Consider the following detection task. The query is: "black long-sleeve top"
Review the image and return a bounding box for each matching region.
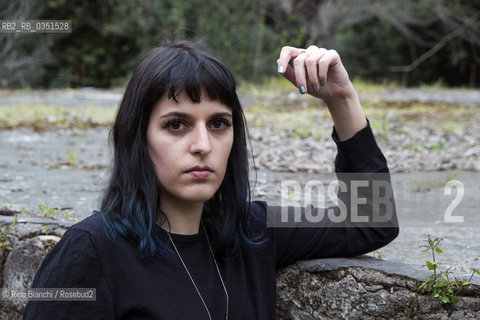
[24,122,399,319]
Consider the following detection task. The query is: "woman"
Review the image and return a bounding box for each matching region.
[24,41,398,319]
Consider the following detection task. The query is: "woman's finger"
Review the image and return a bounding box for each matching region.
[277,46,303,74]
[277,46,343,94]
[304,47,327,92]
[317,49,340,87]
[292,52,308,94]
[277,46,310,90]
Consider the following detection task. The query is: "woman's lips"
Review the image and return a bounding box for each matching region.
[189,170,211,179]
[186,166,213,179]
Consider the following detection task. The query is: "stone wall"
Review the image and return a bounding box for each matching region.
[0,218,67,320]
[276,258,480,319]
[1,219,479,320]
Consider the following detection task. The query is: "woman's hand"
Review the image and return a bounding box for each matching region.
[277,45,352,103]
[277,45,367,140]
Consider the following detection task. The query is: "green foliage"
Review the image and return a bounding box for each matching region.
[334,1,480,86]
[1,0,304,88]
[192,0,306,82]
[38,203,57,218]
[419,235,478,304]
[35,203,78,222]
[66,149,80,166]
[0,214,17,250]
[0,103,116,130]
[336,18,406,83]
[1,0,479,88]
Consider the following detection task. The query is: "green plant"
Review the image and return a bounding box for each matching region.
[66,149,80,166]
[373,251,385,259]
[428,142,445,150]
[419,235,479,304]
[402,142,426,150]
[61,210,78,223]
[412,178,424,192]
[38,203,57,218]
[20,208,32,215]
[0,214,18,249]
[463,268,480,286]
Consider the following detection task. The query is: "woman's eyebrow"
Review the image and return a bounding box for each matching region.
[159,111,232,119]
[209,112,232,119]
[160,111,191,119]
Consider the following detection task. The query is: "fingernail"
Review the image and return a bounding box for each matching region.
[278,65,284,74]
[320,80,325,87]
[299,86,306,94]
[312,85,318,92]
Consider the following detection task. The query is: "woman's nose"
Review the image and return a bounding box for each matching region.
[189,126,212,156]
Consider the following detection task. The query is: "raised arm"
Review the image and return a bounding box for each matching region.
[277,45,366,141]
[269,45,399,267]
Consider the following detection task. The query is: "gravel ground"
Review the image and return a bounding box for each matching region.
[0,88,479,273]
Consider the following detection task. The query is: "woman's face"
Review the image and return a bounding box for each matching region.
[146,93,234,208]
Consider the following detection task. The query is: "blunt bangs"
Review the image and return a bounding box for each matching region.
[144,42,239,111]
[101,41,261,260]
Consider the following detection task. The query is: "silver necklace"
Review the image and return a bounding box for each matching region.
[166,222,229,320]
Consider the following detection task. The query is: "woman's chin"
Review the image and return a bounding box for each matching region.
[175,187,218,203]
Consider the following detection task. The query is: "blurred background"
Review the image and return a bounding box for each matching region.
[0,0,479,272]
[1,0,479,89]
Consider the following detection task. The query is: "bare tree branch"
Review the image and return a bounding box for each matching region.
[389,11,480,72]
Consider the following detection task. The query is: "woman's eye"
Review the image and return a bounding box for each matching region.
[209,118,232,130]
[163,119,188,132]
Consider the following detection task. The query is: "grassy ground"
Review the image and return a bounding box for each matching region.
[0,104,116,131]
[0,81,478,141]
[239,78,478,143]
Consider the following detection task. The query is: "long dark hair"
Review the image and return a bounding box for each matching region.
[100,41,260,259]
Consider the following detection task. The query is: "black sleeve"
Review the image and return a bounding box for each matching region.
[24,229,115,319]
[268,121,399,268]
[332,120,389,173]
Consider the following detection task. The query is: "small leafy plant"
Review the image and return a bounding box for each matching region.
[419,235,480,304]
[37,204,77,222]
[38,203,57,218]
[0,214,18,249]
[66,149,80,166]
